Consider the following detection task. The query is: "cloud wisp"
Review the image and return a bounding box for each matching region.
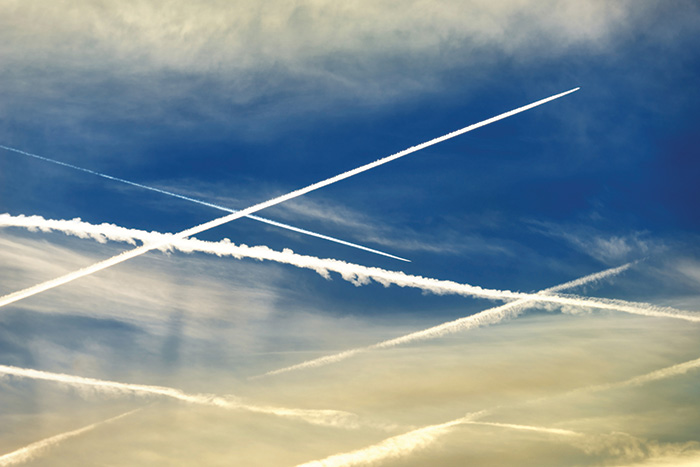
[0,409,141,467]
[296,355,700,466]
[0,87,579,309]
[2,213,698,327]
[0,144,410,262]
[0,364,358,429]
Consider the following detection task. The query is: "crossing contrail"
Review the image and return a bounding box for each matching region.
[0,144,409,262]
[2,214,697,324]
[260,262,635,377]
[0,87,580,308]
[0,409,141,466]
[0,364,359,428]
[295,355,700,466]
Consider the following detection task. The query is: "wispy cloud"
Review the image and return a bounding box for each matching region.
[529,220,662,264]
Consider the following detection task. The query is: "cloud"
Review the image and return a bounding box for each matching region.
[529,220,663,264]
[0,1,654,79]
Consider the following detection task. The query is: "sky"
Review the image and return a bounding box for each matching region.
[0,1,699,465]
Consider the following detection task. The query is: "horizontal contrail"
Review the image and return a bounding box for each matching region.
[0,87,579,309]
[0,409,140,466]
[0,364,358,428]
[261,262,635,377]
[0,144,409,262]
[296,355,700,466]
[2,214,697,325]
[2,213,696,328]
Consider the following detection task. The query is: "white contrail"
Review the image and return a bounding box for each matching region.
[2,214,698,325]
[0,144,409,262]
[296,416,472,467]
[296,415,583,467]
[296,356,700,466]
[0,364,358,428]
[0,409,140,466]
[0,88,579,308]
[461,420,582,437]
[261,262,635,377]
[575,356,700,395]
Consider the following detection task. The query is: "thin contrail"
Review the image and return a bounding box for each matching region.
[461,420,582,437]
[0,87,579,309]
[0,364,359,428]
[2,213,697,325]
[0,409,141,466]
[0,144,409,262]
[296,355,700,466]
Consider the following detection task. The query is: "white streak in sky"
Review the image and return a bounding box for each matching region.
[296,356,700,466]
[0,88,579,308]
[461,420,582,437]
[0,144,409,262]
[296,416,472,467]
[0,364,359,429]
[296,414,583,467]
[261,262,634,377]
[0,409,140,466]
[2,214,697,328]
[575,356,700,395]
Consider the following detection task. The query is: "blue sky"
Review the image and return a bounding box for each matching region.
[1,1,700,465]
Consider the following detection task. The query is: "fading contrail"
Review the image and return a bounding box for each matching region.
[0,144,409,262]
[0,364,359,428]
[0,409,140,466]
[0,87,579,308]
[2,214,697,325]
[296,355,700,466]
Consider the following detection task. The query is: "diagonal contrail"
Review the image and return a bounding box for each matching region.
[3,214,697,325]
[0,144,410,262]
[0,87,580,309]
[0,408,141,466]
[259,262,635,377]
[0,364,359,429]
[295,355,700,466]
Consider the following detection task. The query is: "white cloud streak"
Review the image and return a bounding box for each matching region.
[296,355,700,466]
[0,144,410,262]
[0,87,578,309]
[0,409,141,467]
[2,213,698,328]
[0,364,358,429]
